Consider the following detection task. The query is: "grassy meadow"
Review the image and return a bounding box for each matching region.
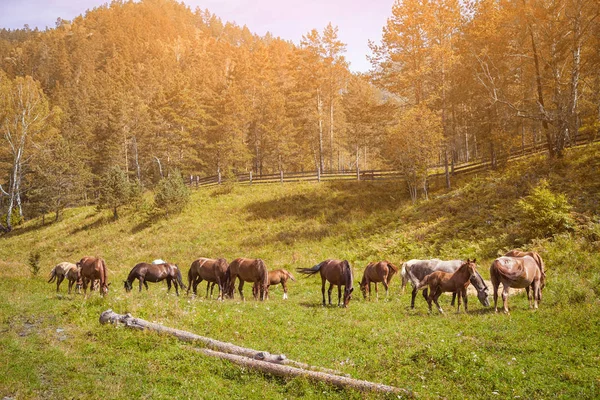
[1,143,600,399]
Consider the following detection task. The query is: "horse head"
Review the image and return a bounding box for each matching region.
[100,282,110,296]
[123,280,132,292]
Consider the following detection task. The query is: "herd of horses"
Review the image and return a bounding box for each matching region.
[47,249,546,314]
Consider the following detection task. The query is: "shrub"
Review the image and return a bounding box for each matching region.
[98,166,141,220]
[28,251,41,277]
[517,179,574,240]
[154,169,190,217]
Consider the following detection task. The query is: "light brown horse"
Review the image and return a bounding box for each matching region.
[77,256,109,296]
[491,254,545,313]
[227,258,269,301]
[359,261,398,300]
[253,269,296,300]
[48,262,81,294]
[417,259,478,314]
[187,258,230,300]
[297,259,354,307]
[124,262,186,296]
[504,250,546,299]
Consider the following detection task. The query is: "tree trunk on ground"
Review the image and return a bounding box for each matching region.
[98,310,412,396]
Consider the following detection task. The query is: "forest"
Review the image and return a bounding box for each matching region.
[0,0,599,231]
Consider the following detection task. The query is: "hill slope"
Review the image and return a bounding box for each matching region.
[0,143,599,399]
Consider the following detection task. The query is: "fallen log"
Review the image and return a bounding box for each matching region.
[99,309,344,375]
[99,309,413,396]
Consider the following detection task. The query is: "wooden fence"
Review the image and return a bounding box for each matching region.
[189,136,599,189]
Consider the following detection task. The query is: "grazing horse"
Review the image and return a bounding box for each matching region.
[253,269,297,300]
[490,255,545,313]
[359,261,398,299]
[77,256,110,296]
[404,259,490,309]
[504,250,546,301]
[48,262,81,294]
[417,259,478,314]
[227,258,269,301]
[187,258,230,300]
[124,262,186,296]
[297,259,354,307]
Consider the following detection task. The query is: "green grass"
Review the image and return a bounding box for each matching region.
[1,143,599,399]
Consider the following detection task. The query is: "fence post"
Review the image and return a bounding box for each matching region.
[280,170,283,184]
[218,169,222,185]
[250,171,252,185]
[317,167,321,183]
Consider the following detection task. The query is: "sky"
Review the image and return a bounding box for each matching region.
[0,0,395,72]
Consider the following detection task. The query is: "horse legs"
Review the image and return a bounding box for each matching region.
[328,283,334,305]
[374,282,379,300]
[282,282,288,300]
[138,278,144,292]
[68,279,73,294]
[337,284,342,306]
[526,286,533,308]
[491,280,500,313]
[463,288,468,313]
[173,278,180,296]
[166,277,172,293]
[382,280,389,298]
[321,279,326,306]
[532,279,540,309]
[502,286,510,314]
[450,292,457,307]
[411,286,419,309]
[238,280,245,301]
[56,275,65,292]
[432,289,443,314]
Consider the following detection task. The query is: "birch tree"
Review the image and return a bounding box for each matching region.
[0,72,51,232]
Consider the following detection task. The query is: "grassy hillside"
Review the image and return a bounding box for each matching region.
[1,143,599,399]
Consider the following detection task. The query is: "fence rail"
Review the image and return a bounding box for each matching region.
[188,136,599,189]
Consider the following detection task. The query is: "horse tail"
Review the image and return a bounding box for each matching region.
[491,258,522,285]
[48,266,57,283]
[416,274,432,290]
[176,267,186,290]
[284,269,296,282]
[100,258,108,286]
[188,261,196,288]
[296,261,326,277]
[258,259,269,287]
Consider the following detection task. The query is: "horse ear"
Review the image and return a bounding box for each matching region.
[349,287,354,294]
[107,283,112,287]
[473,258,477,263]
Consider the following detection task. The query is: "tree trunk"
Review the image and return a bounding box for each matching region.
[98,310,412,396]
[444,146,451,189]
[317,88,325,173]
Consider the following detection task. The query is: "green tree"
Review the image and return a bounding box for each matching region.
[154,169,190,217]
[98,166,133,220]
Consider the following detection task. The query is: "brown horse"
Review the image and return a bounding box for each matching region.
[297,259,354,307]
[187,258,230,300]
[359,261,398,300]
[124,262,186,296]
[227,258,269,301]
[48,262,81,294]
[417,259,478,314]
[77,256,110,296]
[253,269,296,300]
[491,254,545,313]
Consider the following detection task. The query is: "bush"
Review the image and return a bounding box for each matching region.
[517,179,574,240]
[28,251,41,277]
[98,166,141,220]
[154,169,190,217]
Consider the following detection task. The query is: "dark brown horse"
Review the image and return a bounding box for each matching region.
[187,258,230,300]
[253,269,296,300]
[297,259,354,307]
[417,259,478,314]
[359,261,398,299]
[491,253,545,313]
[77,256,109,296]
[124,262,186,296]
[227,258,269,301]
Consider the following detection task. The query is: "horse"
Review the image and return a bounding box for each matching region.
[227,258,269,301]
[187,258,230,300]
[504,249,546,301]
[490,254,545,313]
[297,259,354,307]
[252,269,296,300]
[404,259,490,309]
[77,256,110,296]
[48,262,81,294]
[124,262,186,296]
[417,259,478,313]
[359,261,398,299]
